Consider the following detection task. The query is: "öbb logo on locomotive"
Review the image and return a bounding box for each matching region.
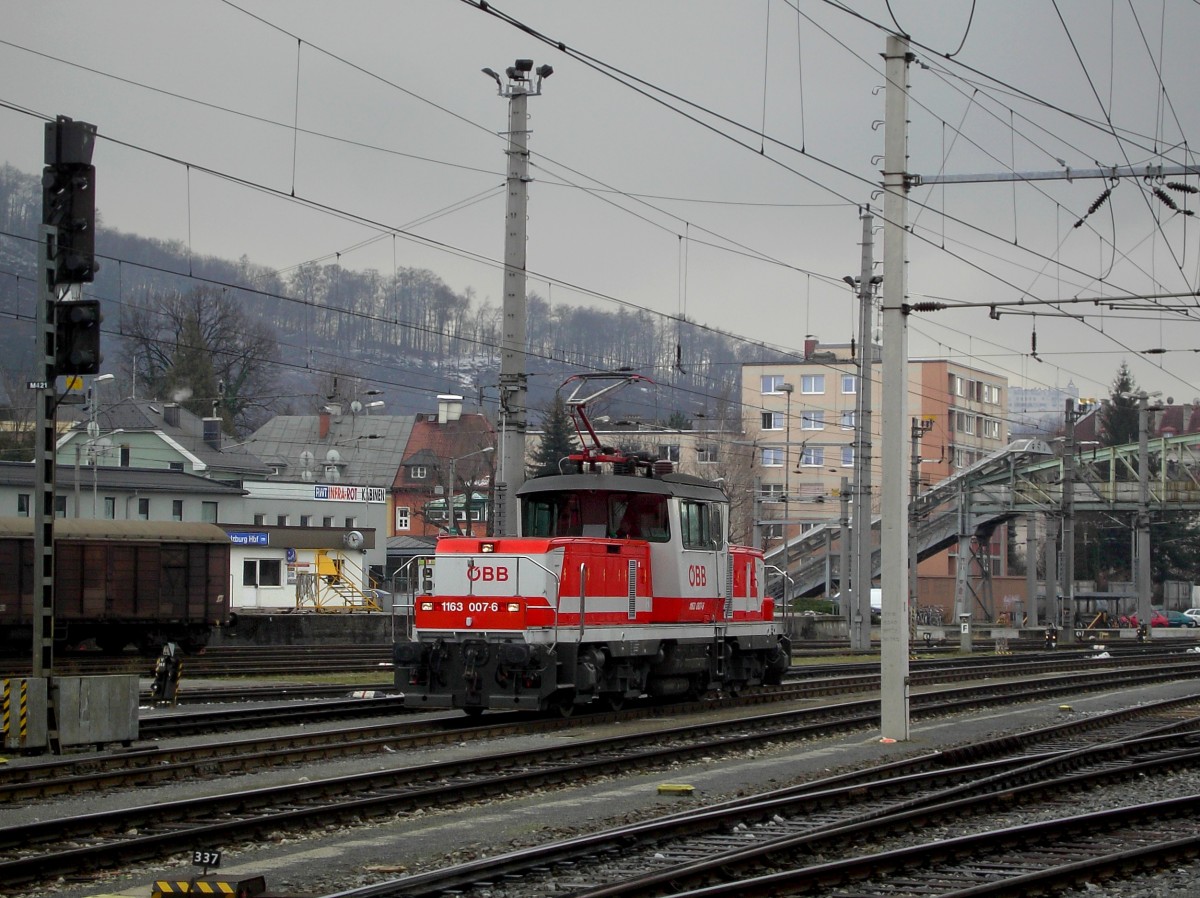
[467,565,510,582]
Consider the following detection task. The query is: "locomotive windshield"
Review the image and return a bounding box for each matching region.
[522,490,670,542]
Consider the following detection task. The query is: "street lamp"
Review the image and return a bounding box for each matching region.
[447,446,494,536]
[779,383,794,525]
[77,373,114,518]
[1119,389,1164,637]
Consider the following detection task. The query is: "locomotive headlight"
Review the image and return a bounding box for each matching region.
[507,602,520,612]
[419,601,434,612]
[481,542,496,553]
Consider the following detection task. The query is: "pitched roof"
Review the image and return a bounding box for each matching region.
[399,414,494,473]
[0,460,246,495]
[247,412,416,486]
[64,397,272,478]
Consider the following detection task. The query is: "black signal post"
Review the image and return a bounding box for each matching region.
[33,116,99,753]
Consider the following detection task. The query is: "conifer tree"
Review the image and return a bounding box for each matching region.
[1099,361,1139,447]
[528,393,579,478]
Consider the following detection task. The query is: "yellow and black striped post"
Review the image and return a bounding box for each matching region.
[2,679,9,744]
[151,876,266,897]
[18,680,28,748]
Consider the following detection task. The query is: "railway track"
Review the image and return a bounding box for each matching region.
[325,694,1200,897]
[3,638,1193,682]
[4,653,1200,803]
[2,666,1200,888]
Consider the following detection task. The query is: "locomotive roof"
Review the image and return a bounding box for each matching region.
[517,471,728,503]
[0,517,230,544]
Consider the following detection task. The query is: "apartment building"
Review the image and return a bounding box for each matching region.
[742,339,1010,575]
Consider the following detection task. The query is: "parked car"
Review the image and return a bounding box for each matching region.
[1126,610,1169,628]
[1183,608,1200,624]
[1161,608,1198,628]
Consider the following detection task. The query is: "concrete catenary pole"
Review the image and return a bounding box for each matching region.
[879,33,912,741]
[849,208,876,652]
[484,60,551,535]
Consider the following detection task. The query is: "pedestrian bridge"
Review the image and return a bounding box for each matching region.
[764,432,1200,600]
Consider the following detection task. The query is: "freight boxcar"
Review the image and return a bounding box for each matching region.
[0,518,231,654]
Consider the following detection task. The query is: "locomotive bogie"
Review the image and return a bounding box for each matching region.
[395,629,790,713]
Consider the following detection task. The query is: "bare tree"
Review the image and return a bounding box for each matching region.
[120,286,280,435]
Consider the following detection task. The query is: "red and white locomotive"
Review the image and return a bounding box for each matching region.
[394,374,790,715]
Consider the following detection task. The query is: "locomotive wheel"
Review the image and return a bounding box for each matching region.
[601,693,625,712]
[463,707,485,718]
[554,696,575,718]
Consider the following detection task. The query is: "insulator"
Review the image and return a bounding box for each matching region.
[1153,187,1179,211]
[1166,181,1198,194]
[1087,189,1111,215]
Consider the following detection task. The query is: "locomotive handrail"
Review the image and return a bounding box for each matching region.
[398,555,436,641]
[577,562,587,644]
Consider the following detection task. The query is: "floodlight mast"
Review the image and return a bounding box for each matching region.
[481,60,551,534]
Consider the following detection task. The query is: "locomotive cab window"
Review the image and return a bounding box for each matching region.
[680,500,723,550]
[524,492,583,537]
[611,493,669,541]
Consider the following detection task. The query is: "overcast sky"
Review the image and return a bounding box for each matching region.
[3,1,1199,406]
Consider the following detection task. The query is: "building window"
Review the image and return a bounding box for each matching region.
[760,374,785,394]
[17,494,29,517]
[801,446,825,467]
[244,558,282,588]
[169,461,185,472]
[697,444,719,464]
[395,506,411,532]
[760,522,783,541]
[410,465,427,480]
[840,410,855,429]
[658,444,680,463]
[104,497,116,519]
[201,502,218,523]
[277,515,288,526]
[137,498,150,520]
[801,410,825,430]
[120,444,131,467]
[254,514,266,526]
[760,484,784,503]
[842,446,855,467]
[345,517,356,528]
[762,447,784,467]
[300,515,311,527]
[801,374,825,394]
[323,516,334,527]
[841,374,856,394]
[55,495,67,518]
[172,500,183,521]
[761,412,784,431]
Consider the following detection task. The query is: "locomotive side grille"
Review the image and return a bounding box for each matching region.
[627,559,637,620]
[724,561,734,620]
